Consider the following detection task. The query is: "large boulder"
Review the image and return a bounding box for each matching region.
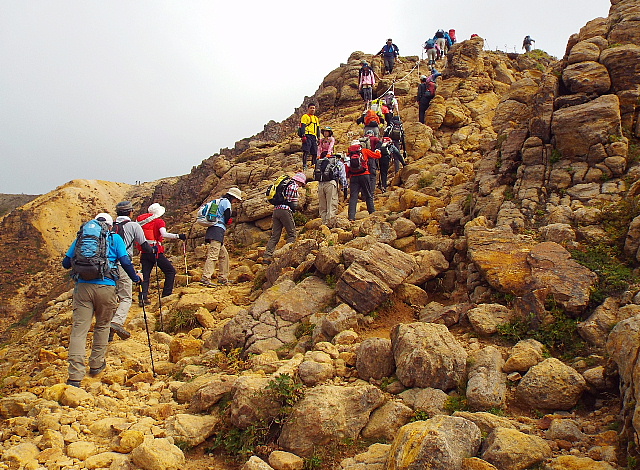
[356,337,395,381]
[391,322,467,390]
[386,416,482,470]
[481,427,551,470]
[130,438,185,470]
[278,384,384,457]
[562,61,611,94]
[516,358,586,410]
[466,346,506,410]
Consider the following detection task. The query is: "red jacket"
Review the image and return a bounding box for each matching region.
[346,148,381,177]
[137,213,167,253]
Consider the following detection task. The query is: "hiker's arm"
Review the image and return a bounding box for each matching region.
[133,225,155,253]
[62,256,71,269]
[159,227,186,240]
[222,207,232,225]
[118,255,141,282]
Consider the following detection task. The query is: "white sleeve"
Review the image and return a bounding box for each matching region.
[159,227,179,239]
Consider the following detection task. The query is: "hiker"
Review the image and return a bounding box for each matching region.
[358,61,376,102]
[377,39,400,75]
[357,107,384,137]
[364,132,381,197]
[346,141,381,220]
[424,38,438,66]
[379,137,404,192]
[522,35,535,53]
[448,29,457,45]
[383,92,399,124]
[110,201,156,341]
[318,127,335,158]
[62,213,141,386]
[263,172,307,263]
[200,187,243,287]
[136,203,186,305]
[417,74,437,124]
[315,152,347,227]
[434,29,447,59]
[385,115,407,161]
[299,104,320,169]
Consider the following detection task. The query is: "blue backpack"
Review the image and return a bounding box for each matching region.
[71,219,113,281]
[425,39,436,50]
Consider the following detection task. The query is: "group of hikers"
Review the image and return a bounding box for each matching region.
[61,32,544,386]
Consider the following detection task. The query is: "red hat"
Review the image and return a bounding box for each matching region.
[348,144,362,153]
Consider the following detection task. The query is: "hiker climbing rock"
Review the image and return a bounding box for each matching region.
[424,38,438,66]
[62,213,141,386]
[357,107,384,137]
[346,141,381,220]
[358,61,376,102]
[136,203,186,305]
[382,91,399,125]
[263,172,307,263]
[317,126,335,159]
[110,201,156,341]
[299,103,320,169]
[384,116,407,168]
[379,137,404,192]
[523,35,535,53]
[377,39,400,75]
[417,74,437,124]
[434,29,447,59]
[314,152,347,227]
[198,187,243,287]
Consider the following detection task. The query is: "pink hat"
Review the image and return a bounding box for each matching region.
[292,172,307,185]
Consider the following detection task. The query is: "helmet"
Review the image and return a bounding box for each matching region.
[226,187,243,201]
[148,203,165,217]
[386,91,394,97]
[95,213,113,226]
[115,200,133,214]
[292,172,307,185]
[420,74,427,81]
[348,144,362,153]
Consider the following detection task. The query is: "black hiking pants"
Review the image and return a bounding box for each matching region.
[140,252,176,300]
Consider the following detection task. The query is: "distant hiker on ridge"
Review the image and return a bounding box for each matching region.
[199,187,243,287]
[263,172,307,264]
[299,104,320,170]
[377,39,400,75]
[62,213,141,387]
[523,35,535,53]
[136,203,186,305]
[110,201,156,341]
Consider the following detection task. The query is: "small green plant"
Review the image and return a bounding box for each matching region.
[410,410,431,422]
[417,174,435,188]
[463,193,474,215]
[304,455,323,470]
[609,134,624,143]
[266,373,305,410]
[325,274,337,288]
[496,133,508,149]
[549,149,562,164]
[628,455,638,469]
[164,308,198,333]
[210,348,250,374]
[293,211,309,226]
[444,394,469,413]
[174,440,193,452]
[503,187,515,201]
[488,407,506,417]
[295,322,315,339]
[380,376,397,390]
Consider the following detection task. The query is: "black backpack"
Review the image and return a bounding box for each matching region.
[111,220,135,250]
[389,121,403,141]
[266,175,292,205]
[71,219,115,281]
[349,151,368,175]
[314,156,339,182]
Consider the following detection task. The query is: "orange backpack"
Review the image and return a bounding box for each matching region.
[363,109,381,126]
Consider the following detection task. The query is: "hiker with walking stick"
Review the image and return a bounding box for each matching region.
[136,203,186,306]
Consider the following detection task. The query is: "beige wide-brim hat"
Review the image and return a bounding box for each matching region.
[227,187,243,201]
[148,203,165,217]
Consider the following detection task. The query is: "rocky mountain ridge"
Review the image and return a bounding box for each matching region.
[3,1,640,469]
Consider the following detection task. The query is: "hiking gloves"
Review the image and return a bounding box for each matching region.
[178,234,187,240]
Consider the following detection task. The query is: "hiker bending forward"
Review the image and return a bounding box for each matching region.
[346,142,381,220]
[137,203,186,304]
[200,187,243,287]
[263,172,307,263]
[62,213,141,386]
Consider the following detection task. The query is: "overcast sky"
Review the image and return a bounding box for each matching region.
[1,0,611,195]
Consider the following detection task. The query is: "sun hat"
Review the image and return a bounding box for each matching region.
[292,172,307,185]
[148,203,165,217]
[226,187,243,201]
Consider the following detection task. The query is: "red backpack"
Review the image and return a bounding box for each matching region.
[348,145,368,175]
[363,109,381,126]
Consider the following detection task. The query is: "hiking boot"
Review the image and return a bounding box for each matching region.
[217,277,230,286]
[66,379,81,387]
[108,330,115,342]
[200,278,215,288]
[110,323,131,340]
[89,360,107,376]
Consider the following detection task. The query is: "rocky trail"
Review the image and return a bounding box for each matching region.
[4,1,640,469]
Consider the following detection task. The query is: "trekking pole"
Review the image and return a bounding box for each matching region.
[138,283,156,377]
[154,259,164,332]
[183,240,189,286]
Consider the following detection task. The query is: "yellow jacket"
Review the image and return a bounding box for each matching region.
[301,114,320,138]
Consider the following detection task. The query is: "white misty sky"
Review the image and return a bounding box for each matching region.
[0,0,610,195]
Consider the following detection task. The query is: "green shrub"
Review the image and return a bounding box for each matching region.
[164,308,198,333]
[549,149,562,164]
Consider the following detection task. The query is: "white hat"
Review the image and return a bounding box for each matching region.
[148,203,165,217]
[226,187,243,201]
[95,213,113,226]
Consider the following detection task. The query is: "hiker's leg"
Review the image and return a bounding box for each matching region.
[202,240,218,281]
[309,136,318,166]
[88,284,117,370]
[265,211,284,257]
[419,102,427,124]
[327,180,339,224]
[140,253,155,301]
[111,265,132,326]
[283,209,297,244]
[68,283,95,381]
[318,182,329,225]
[157,254,176,297]
[379,157,390,189]
[218,244,229,280]
[361,175,376,213]
[348,178,360,220]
